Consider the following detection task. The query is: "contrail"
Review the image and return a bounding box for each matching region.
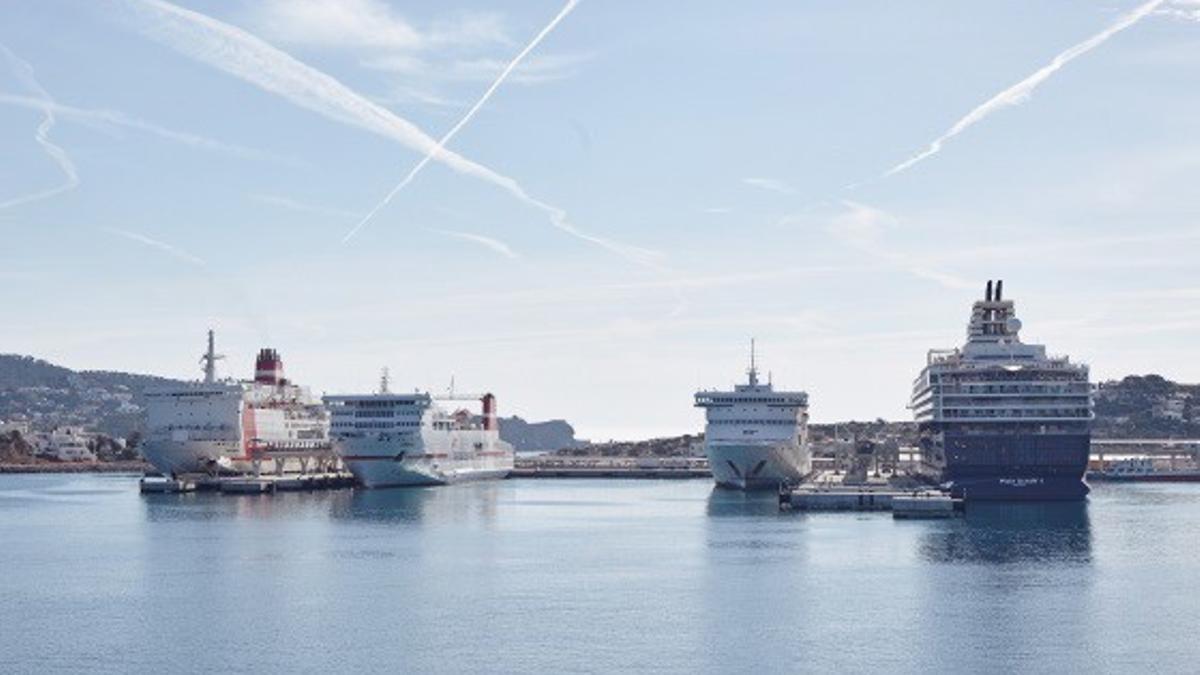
[434,229,519,259]
[121,0,652,266]
[885,0,1165,177]
[102,227,207,266]
[0,94,279,161]
[0,44,79,210]
[342,0,579,243]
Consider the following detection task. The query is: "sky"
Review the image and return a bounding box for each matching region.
[2,0,1199,440]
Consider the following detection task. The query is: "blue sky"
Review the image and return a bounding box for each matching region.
[2,0,1198,439]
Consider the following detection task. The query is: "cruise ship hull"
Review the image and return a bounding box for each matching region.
[932,432,1090,501]
[336,435,513,489]
[706,442,810,490]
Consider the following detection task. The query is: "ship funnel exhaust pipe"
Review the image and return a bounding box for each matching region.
[986,280,993,302]
[254,348,285,385]
[481,393,497,431]
[995,279,1003,302]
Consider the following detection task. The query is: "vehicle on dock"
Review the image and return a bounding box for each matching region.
[694,340,811,490]
[325,374,514,488]
[1088,457,1200,482]
[909,280,1092,501]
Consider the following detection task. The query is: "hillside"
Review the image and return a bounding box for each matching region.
[1094,375,1199,438]
[0,354,1193,450]
[0,355,182,438]
[496,416,581,452]
[0,354,580,451]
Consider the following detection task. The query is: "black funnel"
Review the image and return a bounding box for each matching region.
[986,280,993,302]
[996,280,1003,301]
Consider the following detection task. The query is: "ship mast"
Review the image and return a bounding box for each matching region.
[747,338,759,386]
[200,329,224,383]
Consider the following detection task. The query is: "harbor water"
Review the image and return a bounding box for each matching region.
[2,474,1198,673]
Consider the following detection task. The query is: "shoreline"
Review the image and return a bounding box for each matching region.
[0,461,151,474]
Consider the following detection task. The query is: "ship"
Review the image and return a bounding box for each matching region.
[141,331,330,476]
[694,341,811,490]
[909,280,1093,501]
[325,374,514,488]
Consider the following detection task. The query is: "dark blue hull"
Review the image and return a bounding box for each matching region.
[929,431,1090,502]
[944,474,1089,501]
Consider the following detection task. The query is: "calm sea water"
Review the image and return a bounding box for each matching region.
[1,474,1197,674]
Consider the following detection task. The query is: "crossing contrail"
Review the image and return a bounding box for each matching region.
[885,0,1165,177]
[0,43,79,210]
[122,0,655,266]
[342,0,578,243]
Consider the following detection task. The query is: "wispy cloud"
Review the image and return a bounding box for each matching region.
[1159,0,1200,21]
[885,0,1165,177]
[741,177,795,194]
[246,0,508,52]
[363,52,590,86]
[702,207,732,214]
[343,0,581,243]
[101,227,206,266]
[0,43,79,210]
[0,93,280,161]
[434,229,519,259]
[826,201,975,290]
[122,0,652,267]
[251,193,362,219]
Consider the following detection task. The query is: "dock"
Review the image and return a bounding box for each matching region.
[139,471,355,495]
[779,471,960,517]
[510,456,710,479]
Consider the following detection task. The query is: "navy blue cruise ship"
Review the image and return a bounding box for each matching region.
[910,281,1092,501]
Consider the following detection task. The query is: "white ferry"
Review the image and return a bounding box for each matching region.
[694,341,812,489]
[140,332,330,476]
[325,375,514,488]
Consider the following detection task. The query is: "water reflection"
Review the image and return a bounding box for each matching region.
[919,502,1092,564]
[328,482,500,526]
[704,486,782,518]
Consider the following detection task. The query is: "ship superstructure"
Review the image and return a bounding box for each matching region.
[910,280,1093,500]
[141,332,330,476]
[694,341,811,490]
[325,376,514,488]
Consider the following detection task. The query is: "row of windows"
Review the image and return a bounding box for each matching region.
[332,421,421,429]
[937,385,1089,395]
[337,399,421,408]
[941,409,1091,419]
[707,419,803,426]
[698,397,805,405]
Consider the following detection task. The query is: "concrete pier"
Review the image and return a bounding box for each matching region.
[511,456,710,479]
[139,471,355,495]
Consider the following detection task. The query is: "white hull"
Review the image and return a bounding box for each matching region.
[706,441,810,490]
[336,433,513,489]
[140,439,293,476]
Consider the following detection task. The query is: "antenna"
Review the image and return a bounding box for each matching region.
[199,329,224,383]
[747,338,759,386]
[379,367,390,394]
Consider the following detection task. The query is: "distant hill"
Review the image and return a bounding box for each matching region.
[0,354,1194,446]
[1094,375,1199,438]
[0,354,582,450]
[0,355,182,438]
[497,416,581,453]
